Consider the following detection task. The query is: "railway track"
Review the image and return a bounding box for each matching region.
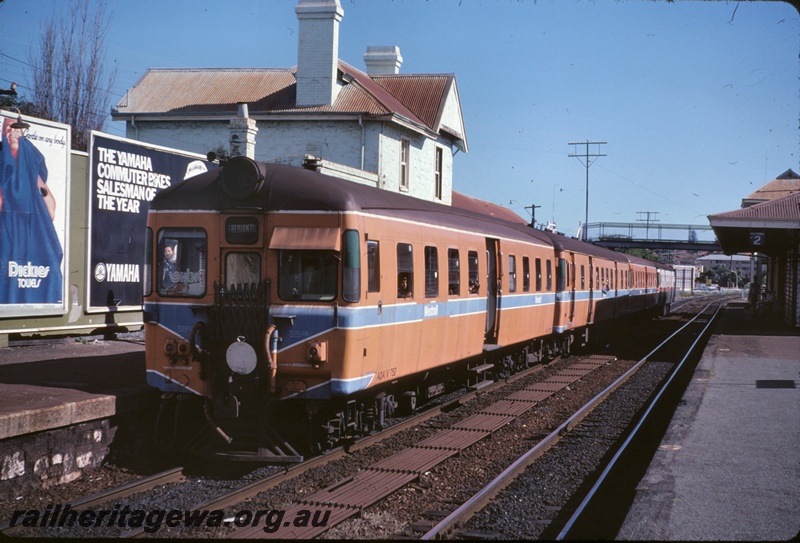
[2,296,725,539]
[0,466,185,537]
[422,301,722,540]
[0,358,556,539]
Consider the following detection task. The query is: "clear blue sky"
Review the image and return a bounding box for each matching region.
[1,0,797,237]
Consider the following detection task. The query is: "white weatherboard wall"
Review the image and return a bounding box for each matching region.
[131,118,454,205]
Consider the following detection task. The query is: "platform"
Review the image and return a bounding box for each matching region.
[0,334,153,440]
[618,304,800,541]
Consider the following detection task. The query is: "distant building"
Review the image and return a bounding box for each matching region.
[674,265,697,292]
[111,0,468,205]
[740,169,800,208]
[695,254,756,277]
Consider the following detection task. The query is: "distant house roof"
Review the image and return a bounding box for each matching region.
[741,169,800,207]
[112,61,467,151]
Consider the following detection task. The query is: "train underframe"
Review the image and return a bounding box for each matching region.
[152,325,597,463]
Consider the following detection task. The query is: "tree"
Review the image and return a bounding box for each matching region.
[28,0,117,151]
[618,247,662,263]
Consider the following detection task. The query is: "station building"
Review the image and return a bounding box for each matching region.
[695,254,760,280]
[111,0,468,206]
[708,169,800,327]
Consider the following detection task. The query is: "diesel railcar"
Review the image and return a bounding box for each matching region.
[144,156,674,460]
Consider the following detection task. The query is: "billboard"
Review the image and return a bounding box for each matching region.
[0,111,70,318]
[87,133,213,312]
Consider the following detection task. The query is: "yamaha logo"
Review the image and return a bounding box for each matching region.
[94,263,106,282]
[93,263,140,283]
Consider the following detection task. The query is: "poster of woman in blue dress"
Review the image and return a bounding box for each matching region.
[0,114,65,305]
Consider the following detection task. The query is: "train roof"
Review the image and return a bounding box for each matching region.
[151,158,554,247]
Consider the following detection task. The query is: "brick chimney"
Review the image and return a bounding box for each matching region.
[229,103,258,159]
[363,46,403,75]
[295,0,344,107]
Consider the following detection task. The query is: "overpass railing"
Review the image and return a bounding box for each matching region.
[586,222,719,250]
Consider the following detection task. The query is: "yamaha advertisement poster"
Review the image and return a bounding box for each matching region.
[87,133,212,312]
[0,111,70,318]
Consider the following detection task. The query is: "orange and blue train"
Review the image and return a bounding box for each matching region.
[144,156,675,460]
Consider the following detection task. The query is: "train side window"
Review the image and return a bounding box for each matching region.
[522,257,530,292]
[508,255,517,293]
[468,250,479,294]
[225,253,260,288]
[546,259,553,291]
[343,230,360,303]
[144,227,153,296]
[278,250,338,301]
[581,265,585,290]
[448,248,460,296]
[367,240,380,293]
[535,258,542,292]
[425,246,439,298]
[397,243,414,298]
[157,228,207,297]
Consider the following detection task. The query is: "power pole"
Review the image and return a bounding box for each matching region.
[525,204,541,228]
[569,140,607,240]
[637,211,660,240]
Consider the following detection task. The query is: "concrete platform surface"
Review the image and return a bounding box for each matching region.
[0,334,153,440]
[618,306,799,541]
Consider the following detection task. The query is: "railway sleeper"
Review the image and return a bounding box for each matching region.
[154,335,576,461]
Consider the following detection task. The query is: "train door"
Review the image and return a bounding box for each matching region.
[569,252,576,321]
[484,238,500,344]
[587,257,594,323]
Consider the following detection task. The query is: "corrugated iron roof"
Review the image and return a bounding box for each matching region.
[371,73,451,129]
[113,62,455,137]
[711,191,800,221]
[115,69,298,114]
[742,169,800,204]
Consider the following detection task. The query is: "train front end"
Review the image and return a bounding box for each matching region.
[143,157,369,461]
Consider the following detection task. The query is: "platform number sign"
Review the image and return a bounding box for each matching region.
[749,232,765,247]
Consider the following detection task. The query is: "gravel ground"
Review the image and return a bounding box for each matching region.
[461,361,673,540]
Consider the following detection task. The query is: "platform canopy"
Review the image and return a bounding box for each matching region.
[708,191,800,256]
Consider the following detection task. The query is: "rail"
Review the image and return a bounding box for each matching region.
[421,302,721,540]
[555,302,722,540]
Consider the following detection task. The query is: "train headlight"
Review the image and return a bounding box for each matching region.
[306,340,328,367]
[164,339,178,356]
[226,337,258,375]
[220,156,264,199]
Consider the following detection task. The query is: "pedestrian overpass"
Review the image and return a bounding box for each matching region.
[585,222,721,251]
